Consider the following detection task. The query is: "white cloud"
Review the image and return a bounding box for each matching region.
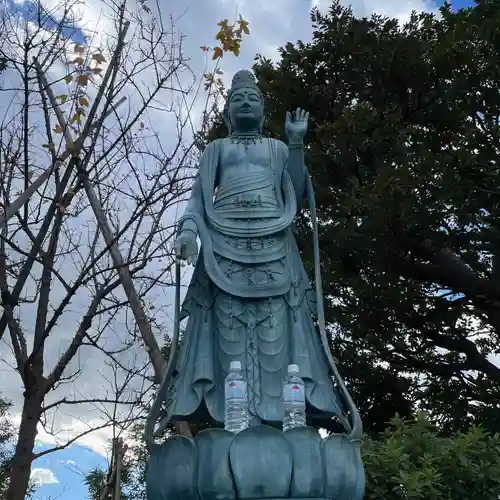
[30,467,59,486]
[14,409,116,457]
[488,354,500,369]
[59,459,76,466]
[35,419,114,456]
[315,0,439,18]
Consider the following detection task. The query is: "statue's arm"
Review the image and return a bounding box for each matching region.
[284,140,307,204]
[178,140,218,234]
[179,174,204,234]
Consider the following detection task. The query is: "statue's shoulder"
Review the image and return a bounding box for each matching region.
[204,137,224,150]
[199,139,225,165]
[206,137,231,153]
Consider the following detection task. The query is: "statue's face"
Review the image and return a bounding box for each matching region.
[228,87,263,132]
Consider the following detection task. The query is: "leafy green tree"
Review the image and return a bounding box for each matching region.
[84,464,133,500]
[205,0,500,434]
[0,395,14,497]
[85,467,112,500]
[363,414,500,499]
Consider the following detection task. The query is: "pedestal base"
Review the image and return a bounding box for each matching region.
[146,425,365,500]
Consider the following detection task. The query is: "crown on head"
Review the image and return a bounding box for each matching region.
[230,69,259,91]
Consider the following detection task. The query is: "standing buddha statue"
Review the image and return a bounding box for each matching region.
[152,69,359,434]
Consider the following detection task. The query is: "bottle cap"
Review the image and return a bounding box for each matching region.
[288,364,299,374]
[230,361,242,371]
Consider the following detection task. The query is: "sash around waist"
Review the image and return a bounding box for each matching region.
[213,206,284,218]
[214,171,272,200]
[210,227,287,264]
[214,174,280,217]
[205,168,297,239]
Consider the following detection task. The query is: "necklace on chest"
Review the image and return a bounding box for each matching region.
[229,132,264,150]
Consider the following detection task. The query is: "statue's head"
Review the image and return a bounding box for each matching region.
[224,70,264,134]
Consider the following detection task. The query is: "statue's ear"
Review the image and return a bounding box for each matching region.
[223,106,232,135]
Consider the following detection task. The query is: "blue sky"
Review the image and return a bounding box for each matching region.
[450,0,474,8]
[4,0,85,43]
[1,0,475,498]
[31,441,107,499]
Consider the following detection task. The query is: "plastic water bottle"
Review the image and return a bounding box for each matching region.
[283,364,306,432]
[224,361,249,433]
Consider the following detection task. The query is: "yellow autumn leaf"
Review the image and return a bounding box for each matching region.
[53,124,64,133]
[79,97,89,107]
[70,112,82,125]
[64,75,73,84]
[72,56,84,66]
[238,17,250,35]
[77,74,89,86]
[74,44,85,53]
[55,94,68,103]
[216,24,233,43]
[212,46,223,60]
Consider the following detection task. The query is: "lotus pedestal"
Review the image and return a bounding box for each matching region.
[146,425,365,500]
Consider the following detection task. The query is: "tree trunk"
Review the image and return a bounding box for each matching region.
[6,392,43,500]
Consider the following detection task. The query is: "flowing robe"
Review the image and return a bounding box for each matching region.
[166,137,345,425]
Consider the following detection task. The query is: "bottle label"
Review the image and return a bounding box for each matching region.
[226,380,247,399]
[283,383,305,403]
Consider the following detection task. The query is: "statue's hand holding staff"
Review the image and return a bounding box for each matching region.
[174,229,198,266]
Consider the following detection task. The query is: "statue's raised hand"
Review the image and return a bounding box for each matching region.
[174,230,198,266]
[285,108,310,142]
